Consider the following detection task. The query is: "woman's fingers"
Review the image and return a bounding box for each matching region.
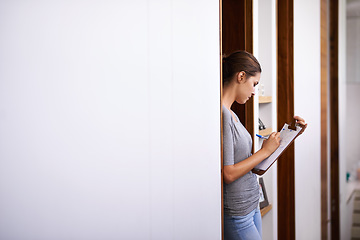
[294,115,306,125]
[268,132,281,145]
[269,132,281,140]
[269,132,276,137]
[293,115,307,135]
[293,115,304,121]
[262,132,281,154]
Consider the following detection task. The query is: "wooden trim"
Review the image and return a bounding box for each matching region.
[277,0,295,239]
[261,204,273,217]
[259,96,272,103]
[329,0,340,239]
[222,0,254,149]
[244,0,254,142]
[244,0,253,52]
[259,128,273,136]
[222,0,246,54]
[222,0,246,127]
[320,0,329,239]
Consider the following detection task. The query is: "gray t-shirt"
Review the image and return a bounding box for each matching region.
[222,106,260,216]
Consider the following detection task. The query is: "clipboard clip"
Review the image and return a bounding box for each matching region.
[288,120,297,130]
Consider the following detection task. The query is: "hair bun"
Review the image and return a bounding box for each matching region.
[222,50,261,85]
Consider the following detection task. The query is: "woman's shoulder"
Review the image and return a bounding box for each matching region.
[222,106,232,122]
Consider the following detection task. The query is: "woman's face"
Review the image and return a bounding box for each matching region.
[235,72,260,104]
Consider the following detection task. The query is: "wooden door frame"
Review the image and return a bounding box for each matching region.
[221,0,254,136]
[329,0,340,239]
[277,1,341,239]
[319,0,341,239]
[277,0,296,239]
[321,0,329,239]
[277,0,340,239]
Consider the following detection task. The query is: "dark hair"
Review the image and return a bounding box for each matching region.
[222,50,262,85]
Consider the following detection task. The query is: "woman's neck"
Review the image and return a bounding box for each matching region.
[222,83,236,110]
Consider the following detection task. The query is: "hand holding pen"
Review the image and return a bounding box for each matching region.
[257,132,281,156]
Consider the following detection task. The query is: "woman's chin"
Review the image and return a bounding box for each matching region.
[235,99,247,104]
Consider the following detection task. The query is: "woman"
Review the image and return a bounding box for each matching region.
[222,50,306,240]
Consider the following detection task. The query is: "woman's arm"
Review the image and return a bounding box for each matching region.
[224,116,307,184]
[224,132,280,184]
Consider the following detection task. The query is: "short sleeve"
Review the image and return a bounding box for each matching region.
[222,107,234,166]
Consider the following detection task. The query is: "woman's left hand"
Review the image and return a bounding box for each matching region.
[294,115,307,135]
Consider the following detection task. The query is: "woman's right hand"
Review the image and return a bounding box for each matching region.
[261,132,281,156]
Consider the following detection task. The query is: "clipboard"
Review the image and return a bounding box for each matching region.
[252,122,303,175]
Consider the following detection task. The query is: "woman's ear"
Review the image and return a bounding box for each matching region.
[237,71,246,83]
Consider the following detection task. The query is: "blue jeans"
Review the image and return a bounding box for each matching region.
[224,207,262,240]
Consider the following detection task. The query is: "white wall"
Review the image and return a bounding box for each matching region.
[345,83,360,176]
[346,1,360,84]
[346,1,360,178]
[339,0,349,239]
[0,1,221,239]
[294,0,322,239]
[345,8,360,239]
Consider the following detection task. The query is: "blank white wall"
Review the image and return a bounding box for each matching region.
[345,83,360,175]
[0,1,221,239]
[294,0,321,239]
[339,0,348,239]
[346,5,360,176]
[346,5,360,84]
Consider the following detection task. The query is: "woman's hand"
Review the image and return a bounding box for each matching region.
[294,115,307,135]
[261,132,281,156]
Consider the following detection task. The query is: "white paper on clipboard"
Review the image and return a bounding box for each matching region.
[254,123,302,171]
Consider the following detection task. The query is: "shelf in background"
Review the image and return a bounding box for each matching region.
[259,128,272,136]
[259,96,272,103]
[261,204,272,217]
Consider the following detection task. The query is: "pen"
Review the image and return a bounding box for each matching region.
[256,134,269,139]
